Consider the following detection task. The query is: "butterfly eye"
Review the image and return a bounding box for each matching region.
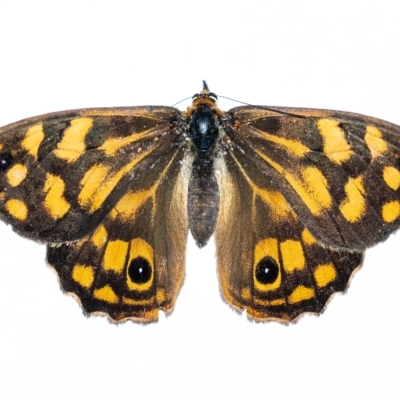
[128,257,152,284]
[192,93,200,100]
[208,92,218,102]
[0,152,13,172]
[255,257,279,284]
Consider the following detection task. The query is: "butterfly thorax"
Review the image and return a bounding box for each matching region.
[188,105,219,155]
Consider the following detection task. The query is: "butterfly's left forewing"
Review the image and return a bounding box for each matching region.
[0,107,190,321]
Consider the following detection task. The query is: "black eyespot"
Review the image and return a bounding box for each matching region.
[0,152,13,172]
[255,257,279,284]
[128,257,152,284]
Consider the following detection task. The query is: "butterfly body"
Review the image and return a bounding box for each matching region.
[1,83,400,323]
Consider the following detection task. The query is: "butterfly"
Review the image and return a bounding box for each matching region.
[0,81,399,323]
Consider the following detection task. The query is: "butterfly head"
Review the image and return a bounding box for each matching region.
[190,81,219,109]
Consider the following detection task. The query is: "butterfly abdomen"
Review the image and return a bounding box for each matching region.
[187,157,220,247]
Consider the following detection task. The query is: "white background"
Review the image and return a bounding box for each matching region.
[1,1,400,399]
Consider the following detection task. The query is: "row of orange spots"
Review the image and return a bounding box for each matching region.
[252,232,337,305]
[3,124,45,220]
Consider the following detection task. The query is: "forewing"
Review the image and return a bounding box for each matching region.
[0,107,181,242]
[224,106,400,250]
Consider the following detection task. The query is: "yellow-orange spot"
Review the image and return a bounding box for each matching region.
[78,148,152,213]
[365,126,387,159]
[78,164,110,207]
[43,173,70,219]
[226,152,294,220]
[91,225,108,248]
[301,167,332,211]
[381,201,400,223]
[254,238,281,292]
[72,265,95,288]
[339,176,366,222]
[5,199,28,220]
[383,166,400,190]
[288,285,315,304]
[0,143,3,151]
[280,240,305,272]
[317,119,353,164]
[255,150,332,216]
[156,290,166,304]
[99,128,154,156]
[256,189,293,218]
[302,228,316,244]
[6,164,27,187]
[53,118,93,162]
[314,264,337,288]
[269,298,285,306]
[254,297,285,306]
[241,287,251,300]
[122,297,153,306]
[103,240,128,273]
[256,130,309,157]
[93,285,118,304]
[111,189,153,220]
[127,238,154,291]
[22,124,44,160]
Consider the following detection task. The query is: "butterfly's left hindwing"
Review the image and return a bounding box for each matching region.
[47,158,189,322]
[0,107,189,322]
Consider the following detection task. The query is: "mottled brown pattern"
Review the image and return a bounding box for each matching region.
[1,85,400,322]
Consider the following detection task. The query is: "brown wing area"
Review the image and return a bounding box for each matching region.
[0,107,181,242]
[215,154,363,322]
[223,106,400,251]
[47,152,189,322]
